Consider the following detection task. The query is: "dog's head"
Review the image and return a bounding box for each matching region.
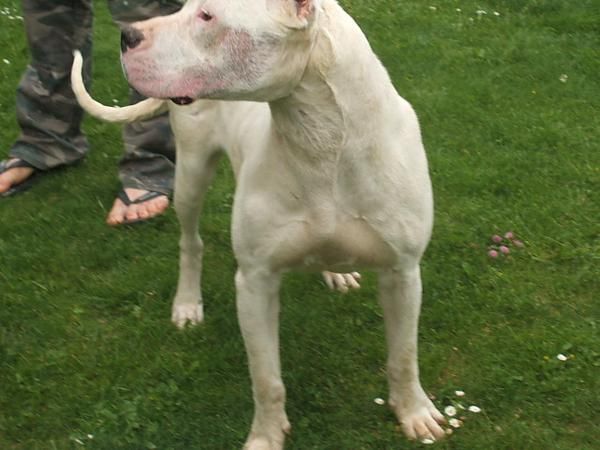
[120,0,323,104]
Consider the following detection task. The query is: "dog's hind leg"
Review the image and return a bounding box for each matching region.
[378,267,446,442]
[171,105,222,328]
[235,266,290,450]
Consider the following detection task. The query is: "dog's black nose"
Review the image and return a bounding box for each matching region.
[120,26,144,53]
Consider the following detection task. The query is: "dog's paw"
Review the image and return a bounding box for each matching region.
[390,394,446,443]
[243,417,290,450]
[243,428,289,450]
[171,303,203,328]
[322,271,361,293]
[243,437,281,450]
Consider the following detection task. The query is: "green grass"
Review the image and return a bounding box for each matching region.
[0,1,598,448]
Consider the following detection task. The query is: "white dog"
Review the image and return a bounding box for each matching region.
[71,0,446,447]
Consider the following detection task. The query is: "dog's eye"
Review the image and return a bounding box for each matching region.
[199,9,213,22]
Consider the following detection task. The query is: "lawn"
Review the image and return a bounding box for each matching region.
[0,0,598,449]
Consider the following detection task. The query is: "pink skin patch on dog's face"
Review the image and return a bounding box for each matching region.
[122,27,273,100]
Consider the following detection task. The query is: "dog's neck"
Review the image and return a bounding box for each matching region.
[269,1,397,162]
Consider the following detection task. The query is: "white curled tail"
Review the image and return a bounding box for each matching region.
[70,50,167,123]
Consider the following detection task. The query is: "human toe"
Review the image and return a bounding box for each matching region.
[106,199,128,225]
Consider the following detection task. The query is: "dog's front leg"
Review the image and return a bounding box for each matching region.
[378,267,446,442]
[171,139,222,328]
[235,266,290,450]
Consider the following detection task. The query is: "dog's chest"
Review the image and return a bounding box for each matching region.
[240,201,397,271]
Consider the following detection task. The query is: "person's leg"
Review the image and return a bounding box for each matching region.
[0,0,93,196]
[106,0,182,224]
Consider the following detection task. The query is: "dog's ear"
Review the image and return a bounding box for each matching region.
[295,0,315,21]
[268,0,321,29]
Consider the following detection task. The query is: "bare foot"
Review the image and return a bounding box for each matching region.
[106,187,169,225]
[0,159,35,195]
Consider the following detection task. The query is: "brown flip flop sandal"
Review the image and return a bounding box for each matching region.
[116,188,168,224]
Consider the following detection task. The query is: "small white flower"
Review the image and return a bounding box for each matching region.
[87,434,94,439]
[559,74,568,83]
[476,9,487,16]
[444,405,457,416]
[429,6,437,11]
[421,438,435,444]
[456,8,462,12]
[374,397,385,405]
[455,390,465,397]
[468,405,481,413]
[557,353,568,361]
[493,11,501,16]
[2,59,10,65]
[449,418,462,428]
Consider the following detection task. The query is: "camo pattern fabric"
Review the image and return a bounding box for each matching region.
[9,0,183,194]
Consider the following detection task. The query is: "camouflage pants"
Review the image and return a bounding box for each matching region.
[9,0,183,195]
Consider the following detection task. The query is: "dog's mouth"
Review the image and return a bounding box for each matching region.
[170,96,194,105]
